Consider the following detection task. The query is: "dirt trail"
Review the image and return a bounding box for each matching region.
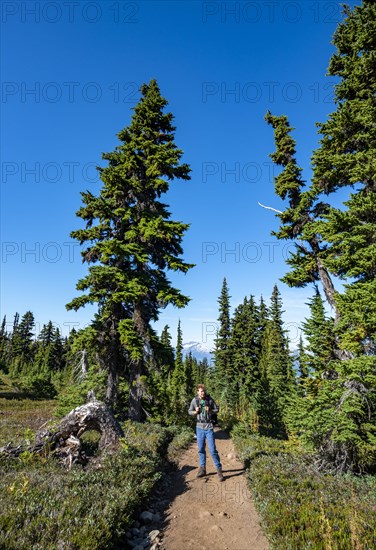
[158,429,269,550]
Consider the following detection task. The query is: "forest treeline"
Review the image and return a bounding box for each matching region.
[1,0,375,476]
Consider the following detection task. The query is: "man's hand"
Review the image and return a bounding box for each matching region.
[195,406,200,414]
[205,406,210,413]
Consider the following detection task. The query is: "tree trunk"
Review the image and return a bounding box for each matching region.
[128,359,143,421]
[316,257,339,321]
[128,303,147,421]
[314,251,353,360]
[105,305,124,408]
[106,360,119,407]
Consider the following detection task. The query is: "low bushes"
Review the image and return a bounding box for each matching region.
[1,448,159,549]
[0,420,194,549]
[232,426,376,549]
[19,373,57,399]
[165,424,195,464]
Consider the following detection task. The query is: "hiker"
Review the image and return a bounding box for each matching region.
[188,384,224,482]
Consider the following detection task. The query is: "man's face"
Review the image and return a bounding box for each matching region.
[198,387,205,399]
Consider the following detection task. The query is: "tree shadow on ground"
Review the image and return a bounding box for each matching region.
[212,429,231,440]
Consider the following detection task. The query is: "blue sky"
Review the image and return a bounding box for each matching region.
[1,0,356,348]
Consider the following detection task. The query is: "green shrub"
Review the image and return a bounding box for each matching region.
[232,431,376,549]
[20,373,57,399]
[165,425,194,464]
[120,420,171,457]
[0,447,161,549]
[54,367,107,417]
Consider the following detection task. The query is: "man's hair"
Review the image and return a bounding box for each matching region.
[197,384,205,391]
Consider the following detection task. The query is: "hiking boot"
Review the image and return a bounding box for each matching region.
[217,468,224,482]
[196,466,206,478]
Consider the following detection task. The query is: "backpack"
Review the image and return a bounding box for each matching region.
[195,395,219,425]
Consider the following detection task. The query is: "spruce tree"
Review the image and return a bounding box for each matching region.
[285,290,336,438]
[183,352,196,399]
[309,1,376,471]
[0,316,7,370]
[302,289,336,377]
[160,325,175,373]
[149,324,175,409]
[170,320,189,423]
[174,319,184,385]
[243,296,264,406]
[269,285,293,384]
[257,296,268,346]
[38,321,55,347]
[228,298,249,401]
[228,295,261,415]
[264,2,376,470]
[311,1,376,358]
[296,335,309,387]
[196,357,208,387]
[213,277,231,405]
[50,328,65,371]
[7,312,19,367]
[11,311,35,373]
[67,80,193,419]
[258,286,293,437]
[12,313,19,333]
[146,325,175,424]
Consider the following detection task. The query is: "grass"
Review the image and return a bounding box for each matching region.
[0,373,57,446]
[0,398,56,445]
[232,424,376,550]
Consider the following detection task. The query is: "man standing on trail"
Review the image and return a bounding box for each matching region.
[188,384,224,482]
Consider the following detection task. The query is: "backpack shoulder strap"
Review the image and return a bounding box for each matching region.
[209,396,219,410]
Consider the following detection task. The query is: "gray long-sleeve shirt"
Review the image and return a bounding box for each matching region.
[188,395,219,430]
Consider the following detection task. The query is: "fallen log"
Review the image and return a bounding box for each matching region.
[0,395,124,468]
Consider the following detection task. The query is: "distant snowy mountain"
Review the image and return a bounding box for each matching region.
[182,341,213,364]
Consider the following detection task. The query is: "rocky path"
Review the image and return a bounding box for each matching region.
[125,429,269,550]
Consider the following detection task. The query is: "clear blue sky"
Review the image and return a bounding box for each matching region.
[1,0,356,348]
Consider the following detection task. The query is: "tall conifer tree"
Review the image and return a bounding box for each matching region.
[67,80,193,418]
[228,295,261,412]
[11,311,35,371]
[0,316,7,369]
[264,1,376,470]
[311,1,376,358]
[309,1,376,470]
[213,277,231,405]
[302,290,336,377]
[258,286,293,436]
[170,320,189,423]
[296,335,309,388]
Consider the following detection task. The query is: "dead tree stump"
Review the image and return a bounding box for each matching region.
[0,398,124,468]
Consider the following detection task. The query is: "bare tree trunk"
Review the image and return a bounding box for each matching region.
[316,257,339,321]
[315,256,353,360]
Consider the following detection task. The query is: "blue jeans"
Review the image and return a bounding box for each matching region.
[196,427,222,470]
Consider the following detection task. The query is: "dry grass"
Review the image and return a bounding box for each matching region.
[0,374,56,446]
